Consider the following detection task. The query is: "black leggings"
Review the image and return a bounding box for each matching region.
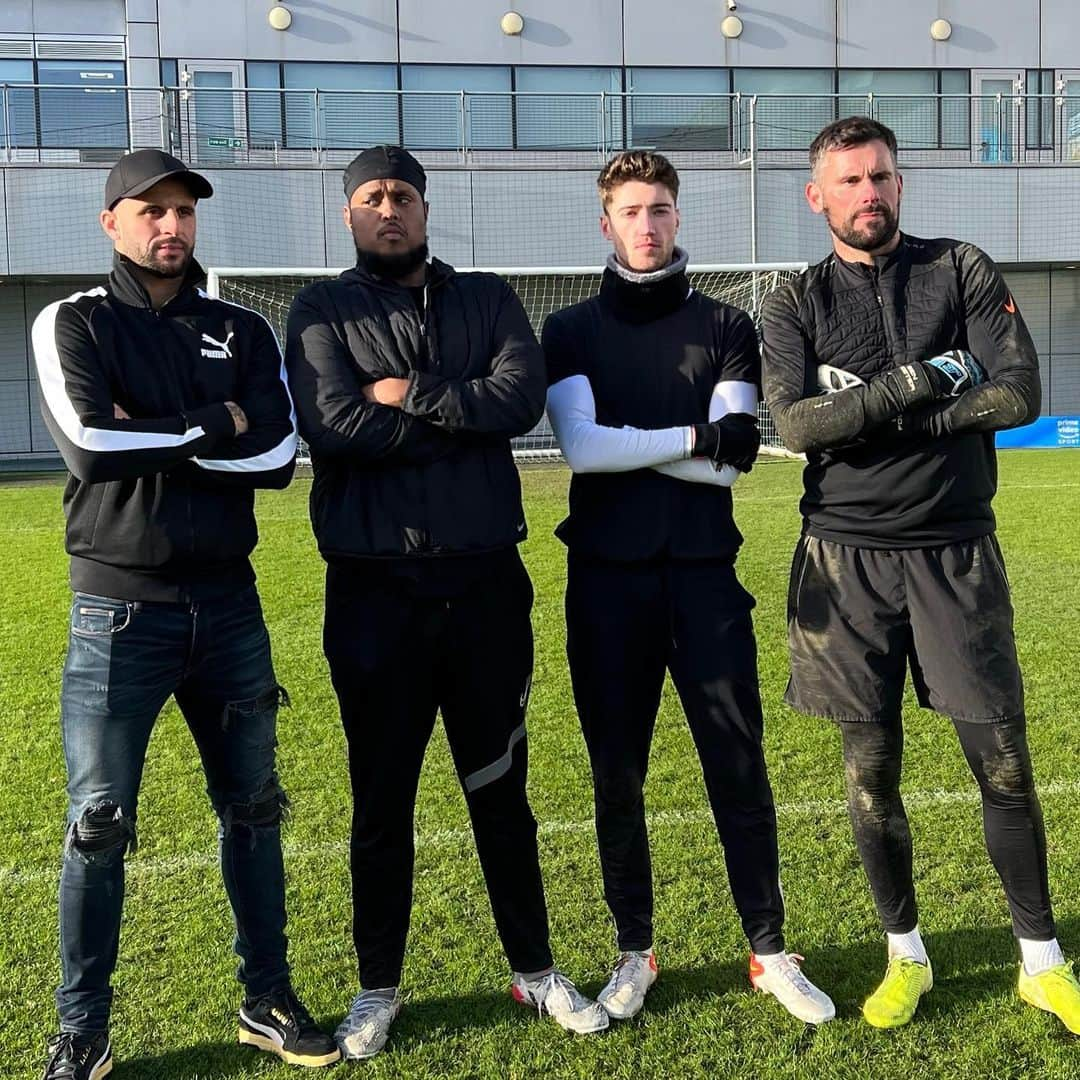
[840,715,1055,940]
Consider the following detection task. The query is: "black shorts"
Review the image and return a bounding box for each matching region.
[785,533,1024,723]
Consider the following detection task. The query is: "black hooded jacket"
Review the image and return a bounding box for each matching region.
[284,258,545,560]
[33,253,297,601]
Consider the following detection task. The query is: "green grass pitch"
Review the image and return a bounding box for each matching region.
[2,451,1078,1079]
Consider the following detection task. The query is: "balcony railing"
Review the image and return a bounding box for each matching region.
[3,84,1080,166]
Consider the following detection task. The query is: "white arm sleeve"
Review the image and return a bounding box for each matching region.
[651,379,758,487]
[546,374,692,474]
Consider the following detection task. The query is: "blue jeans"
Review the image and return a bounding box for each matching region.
[56,586,290,1033]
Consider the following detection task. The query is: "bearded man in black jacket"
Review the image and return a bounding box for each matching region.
[285,146,607,1060]
[542,151,835,1026]
[761,117,1080,1033]
[33,149,339,1080]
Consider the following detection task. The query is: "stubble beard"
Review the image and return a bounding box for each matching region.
[136,241,193,279]
[355,239,429,281]
[826,202,900,253]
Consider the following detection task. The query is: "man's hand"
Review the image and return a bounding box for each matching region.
[224,400,249,436]
[113,403,131,420]
[362,378,411,408]
[692,412,761,470]
[921,349,986,398]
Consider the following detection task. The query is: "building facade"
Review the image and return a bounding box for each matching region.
[3,0,1080,461]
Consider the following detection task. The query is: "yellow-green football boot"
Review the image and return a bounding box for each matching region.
[862,956,933,1029]
[1018,961,1080,1034]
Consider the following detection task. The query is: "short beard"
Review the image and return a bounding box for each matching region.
[355,240,429,281]
[136,246,192,279]
[826,203,899,253]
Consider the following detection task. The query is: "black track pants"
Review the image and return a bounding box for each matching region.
[324,551,553,989]
[566,555,785,956]
[840,715,1055,940]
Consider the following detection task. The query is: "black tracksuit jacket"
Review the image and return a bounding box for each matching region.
[761,234,1041,547]
[33,254,297,601]
[284,258,545,561]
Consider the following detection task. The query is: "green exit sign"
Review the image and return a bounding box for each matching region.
[207,136,244,148]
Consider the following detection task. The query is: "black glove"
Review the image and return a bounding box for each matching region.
[692,412,761,471]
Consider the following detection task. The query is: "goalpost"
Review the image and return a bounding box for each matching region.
[205,263,807,462]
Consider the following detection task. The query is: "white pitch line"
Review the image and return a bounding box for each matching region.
[3,779,1079,890]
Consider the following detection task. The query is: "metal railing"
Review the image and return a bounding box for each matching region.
[3,84,1080,165]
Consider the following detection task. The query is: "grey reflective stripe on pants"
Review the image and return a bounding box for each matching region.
[462,721,527,793]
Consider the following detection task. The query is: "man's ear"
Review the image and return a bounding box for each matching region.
[342,204,352,232]
[100,208,119,242]
[805,180,824,216]
[600,212,612,241]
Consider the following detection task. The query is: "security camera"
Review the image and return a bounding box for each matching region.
[726,0,737,9]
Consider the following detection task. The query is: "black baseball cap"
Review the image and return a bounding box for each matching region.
[344,145,426,202]
[104,149,213,210]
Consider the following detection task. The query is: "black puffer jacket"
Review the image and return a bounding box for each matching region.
[285,258,545,559]
[761,234,1040,547]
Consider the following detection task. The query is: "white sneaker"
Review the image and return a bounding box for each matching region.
[749,953,836,1025]
[598,949,659,1019]
[334,988,402,1060]
[511,969,610,1034]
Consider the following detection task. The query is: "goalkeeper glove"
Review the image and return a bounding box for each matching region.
[921,349,985,398]
[692,412,761,471]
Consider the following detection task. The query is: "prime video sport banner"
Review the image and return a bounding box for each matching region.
[997,416,1080,448]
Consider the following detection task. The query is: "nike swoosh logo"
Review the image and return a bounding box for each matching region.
[1003,295,1016,314]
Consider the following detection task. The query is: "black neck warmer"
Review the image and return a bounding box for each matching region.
[598,247,691,324]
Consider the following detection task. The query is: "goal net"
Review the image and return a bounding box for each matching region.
[207,263,806,461]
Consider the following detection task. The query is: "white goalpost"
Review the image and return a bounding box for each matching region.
[205,263,807,462]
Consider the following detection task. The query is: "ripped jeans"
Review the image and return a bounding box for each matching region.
[57,586,290,1033]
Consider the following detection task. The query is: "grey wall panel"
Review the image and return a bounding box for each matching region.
[0,381,31,454]
[757,169,829,265]
[1018,171,1080,263]
[899,168,1018,264]
[838,0,1039,70]
[399,0,622,66]
[322,170,354,270]
[6,170,113,276]
[194,169,326,267]
[0,171,8,276]
[0,287,28,382]
[470,171,611,267]
[0,2,33,33]
[128,57,159,85]
[158,0,397,63]
[426,171,475,268]
[625,0,835,68]
[1041,0,1080,70]
[34,0,126,36]
[1050,270,1080,354]
[1050,357,1080,413]
[126,20,159,58]
[674,171,753,264]
[126,0,158,22]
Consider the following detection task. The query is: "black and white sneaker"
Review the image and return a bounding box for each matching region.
[239,986,341,1068]
[42,1032,112,1080]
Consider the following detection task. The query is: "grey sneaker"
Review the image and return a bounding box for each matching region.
[334,988,402,1060]
[598,948,659,1020]
[511,969,609,1034]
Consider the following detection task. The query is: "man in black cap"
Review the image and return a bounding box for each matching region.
[286,145,608,1060]
[33,148,339,1079]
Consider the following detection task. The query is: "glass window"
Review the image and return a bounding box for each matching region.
[160,59,178,86]
[514,66,623,150]
[279,62,398,150]
[1026,69,1053,150]
[840,70,936,148]
[627,68,731,151]
[733,69,834,149]
[939,69,969,149]
[401,65,511,150]
[37,60,127,148]
[246,61,283,149]
[0,60,35,150]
